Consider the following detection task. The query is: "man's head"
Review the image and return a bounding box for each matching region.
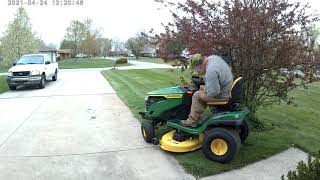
[190,54,208,74]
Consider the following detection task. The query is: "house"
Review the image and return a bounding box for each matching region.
[59,49,72,59]
[39,47,58,62]
[140,46,156,57]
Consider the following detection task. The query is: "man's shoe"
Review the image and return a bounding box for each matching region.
[180,120,197,128]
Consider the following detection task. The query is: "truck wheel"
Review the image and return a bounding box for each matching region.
[141,121,155,143]
[240,119,250,143]
[52,70,57,81]
[39,74,46,89]
[202,128,241,163]
[9,86,16,90]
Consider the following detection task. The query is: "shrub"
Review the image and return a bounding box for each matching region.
[115,58,128,64]
[56,56,62,62]
[281,151,320,180]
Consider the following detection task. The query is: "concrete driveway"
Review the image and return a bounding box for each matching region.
[0,70,193,180]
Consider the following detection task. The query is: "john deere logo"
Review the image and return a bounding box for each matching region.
[166,94,182,98]
[150,94,183,99]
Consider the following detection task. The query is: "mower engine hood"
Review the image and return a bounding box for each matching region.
[147,86,184,97]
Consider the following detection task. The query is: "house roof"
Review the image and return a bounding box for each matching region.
[39,47,58,52]
[22,54,49,57]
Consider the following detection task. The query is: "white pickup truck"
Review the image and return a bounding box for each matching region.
[7,54,59,90]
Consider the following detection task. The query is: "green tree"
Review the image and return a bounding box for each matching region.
[0,7,39,66]
[59,39,74,57]
[99,38,112,57]
[83,17,102,39]
[126,33,145,59]
[156,0,319,116]
[60,39,74,49]
[64,20,86,59]
[80,32,100,57]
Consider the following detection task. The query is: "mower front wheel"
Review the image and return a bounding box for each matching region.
[202,128,241,163]
[141,121,155,143]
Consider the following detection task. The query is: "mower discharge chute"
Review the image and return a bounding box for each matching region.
[139,76,250,163]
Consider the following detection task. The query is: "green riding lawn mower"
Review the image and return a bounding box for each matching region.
[139,76,250,163]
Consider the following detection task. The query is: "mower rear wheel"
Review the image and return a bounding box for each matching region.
[202,128,241,163]
[239,118,250,143]
[141,121,155,143]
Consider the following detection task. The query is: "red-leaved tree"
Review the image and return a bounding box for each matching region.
[156,0,319,115]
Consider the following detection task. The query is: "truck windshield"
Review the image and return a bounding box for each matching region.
[17,56,44,65]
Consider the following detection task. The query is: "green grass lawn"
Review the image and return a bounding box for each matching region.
[58,58,129,69]
[0,76,8,94]
[102,69,320,178]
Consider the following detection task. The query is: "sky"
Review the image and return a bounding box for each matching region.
[0,0,319,47]
[0,0,172,46]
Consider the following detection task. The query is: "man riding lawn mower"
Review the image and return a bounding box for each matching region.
[139,54,250,163]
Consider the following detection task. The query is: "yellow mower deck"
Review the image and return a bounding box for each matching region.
[160,130,204,152]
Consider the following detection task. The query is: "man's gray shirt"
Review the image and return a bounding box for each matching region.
[204,55,233,98]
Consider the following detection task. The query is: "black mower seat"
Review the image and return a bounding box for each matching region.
[206,77,244,106]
